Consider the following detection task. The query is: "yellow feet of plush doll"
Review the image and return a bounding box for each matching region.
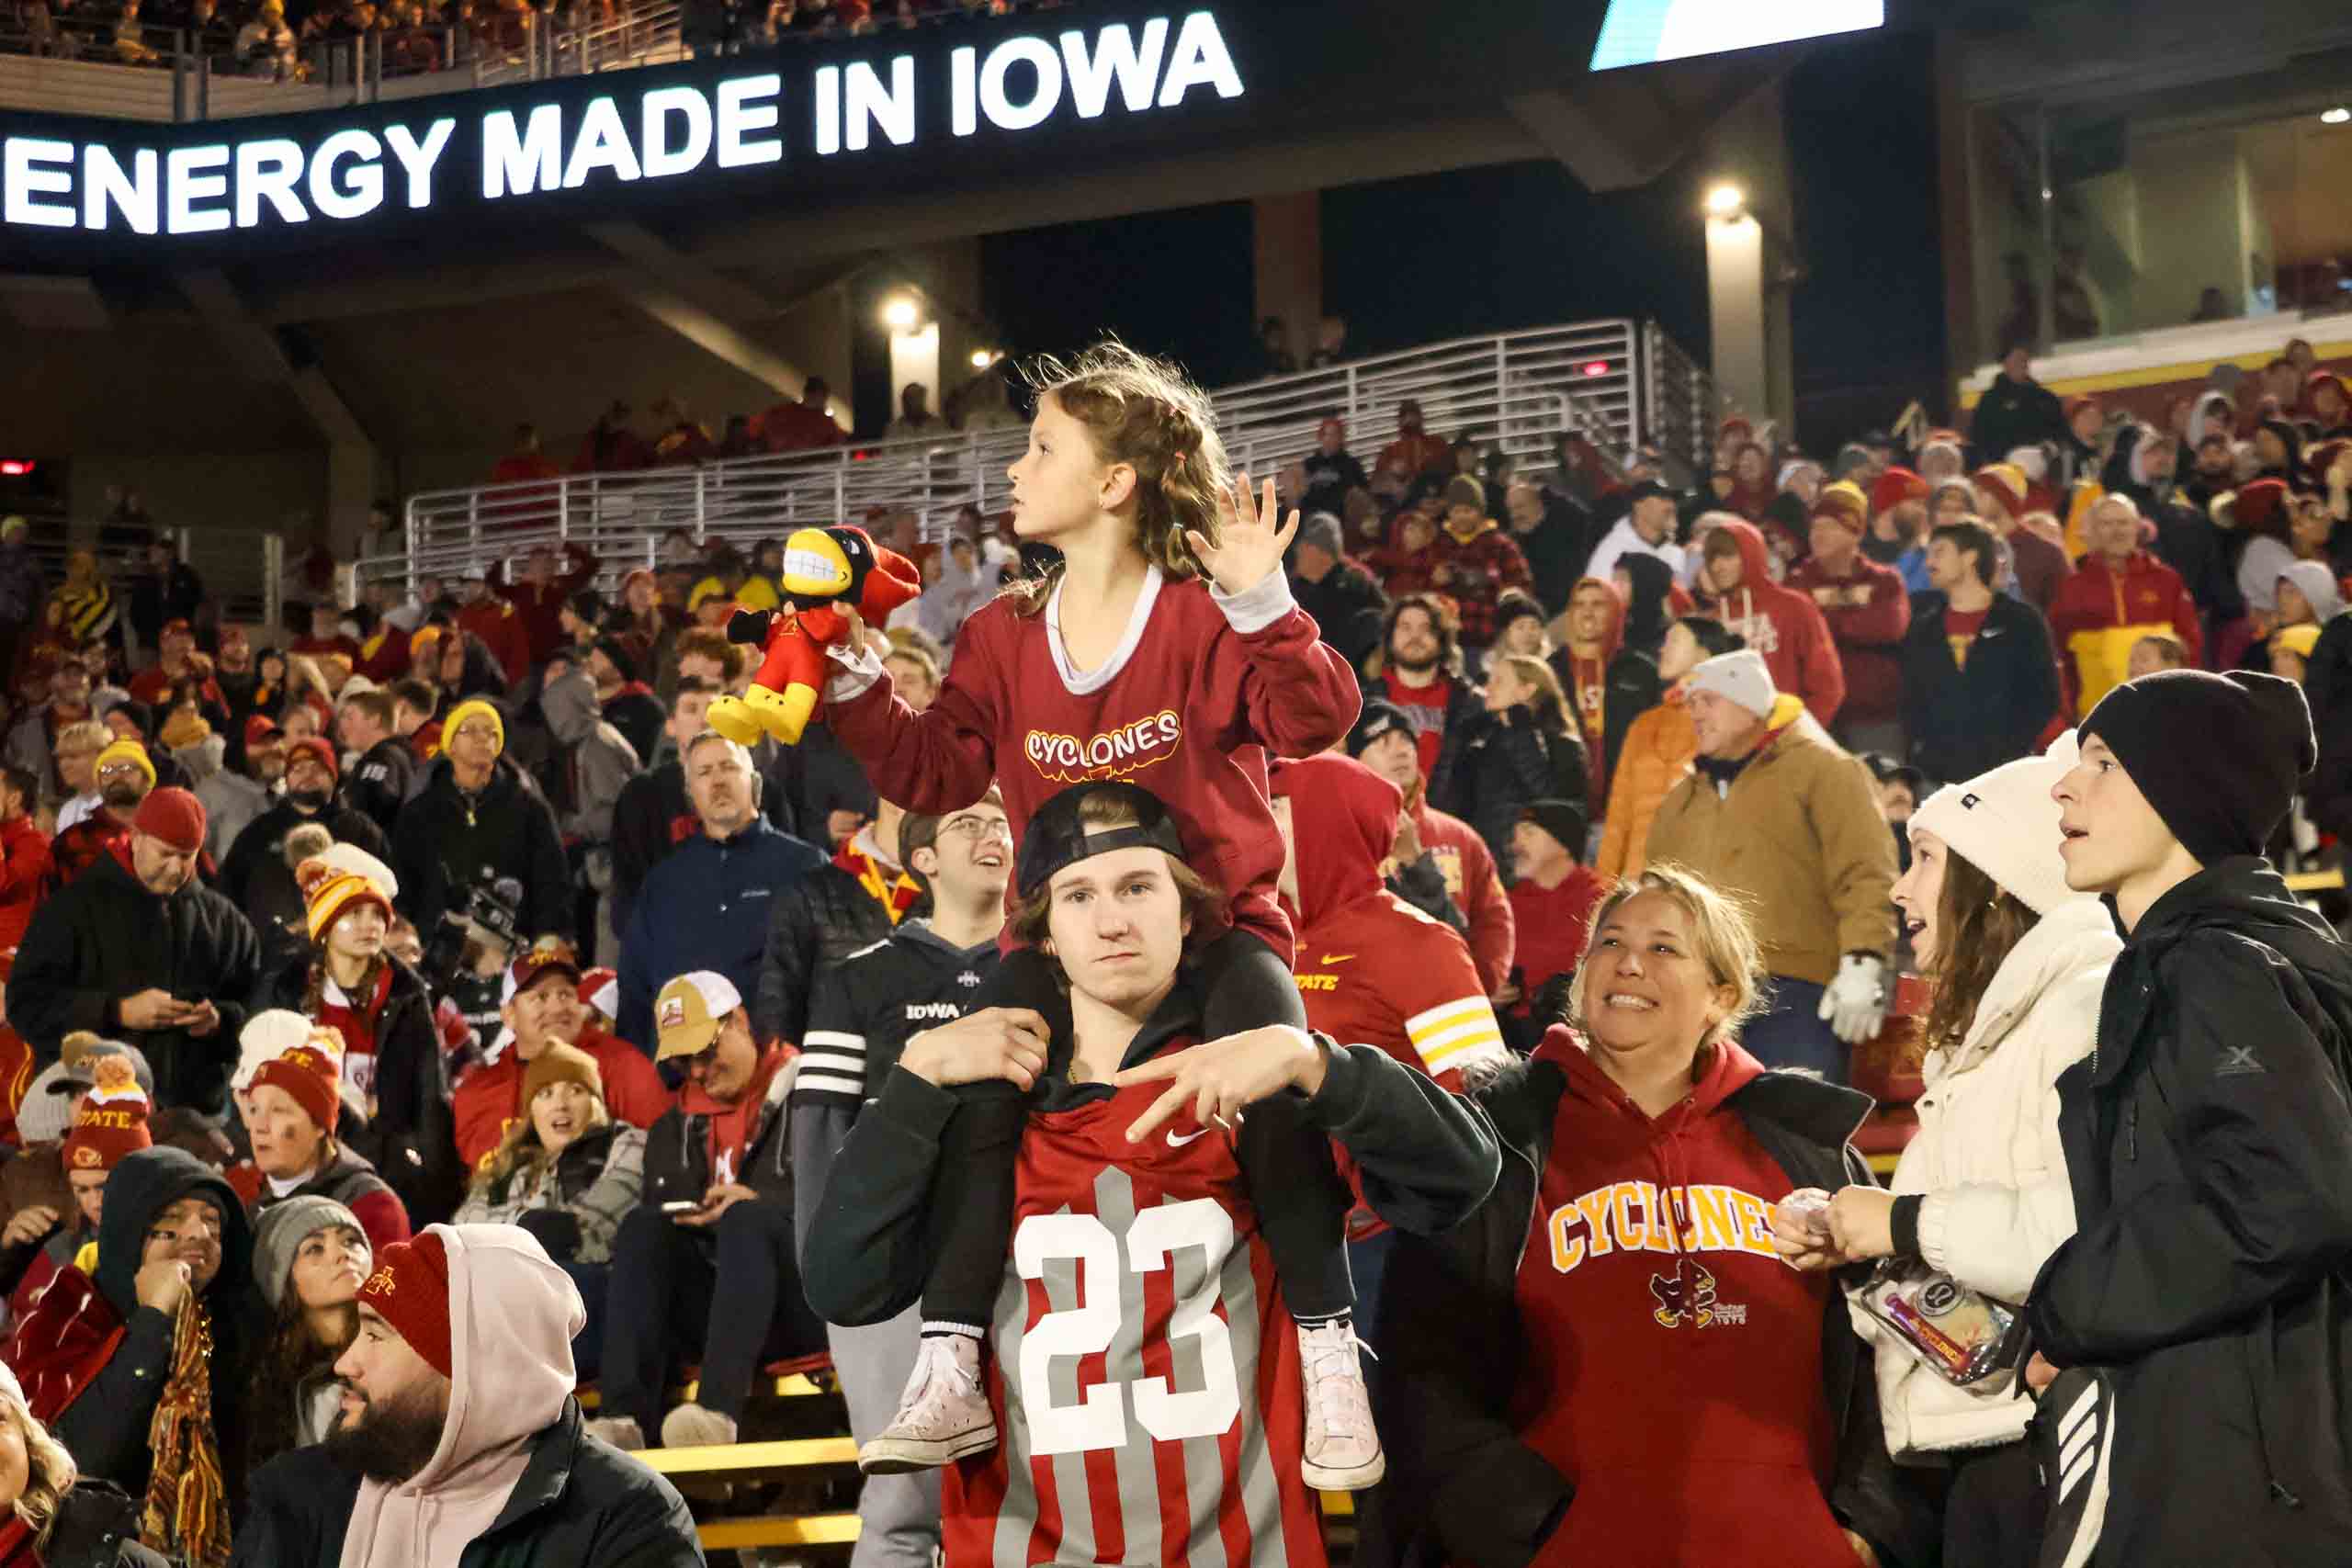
[709,682,820,747]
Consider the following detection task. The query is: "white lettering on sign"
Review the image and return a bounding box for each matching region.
[1,14,1244,240]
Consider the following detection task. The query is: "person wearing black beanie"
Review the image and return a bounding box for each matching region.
[2023,668,2352,1564]
[2075,668,2316,875]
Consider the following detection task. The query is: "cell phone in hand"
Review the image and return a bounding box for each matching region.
[661,1200,704,1215]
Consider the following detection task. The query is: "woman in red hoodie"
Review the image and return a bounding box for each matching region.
[1380,865,1931,1568]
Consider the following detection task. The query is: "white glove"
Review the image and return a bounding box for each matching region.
[1817,954,1888,1046]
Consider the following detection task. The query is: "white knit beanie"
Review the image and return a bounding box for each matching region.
[234,1009,314,1095]
[1685,649,1777,720]
[1909,730,2091,917]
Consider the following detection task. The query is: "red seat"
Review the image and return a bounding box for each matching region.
[1849,973,1928,1107]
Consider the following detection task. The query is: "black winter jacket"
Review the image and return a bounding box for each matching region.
[10,852,260,1111]
[54,1147,256,1497]
[2026,860,2352,1564]
[639,1055,794,1213]
[231,1399,700,1568]
[1899,590,2062,786]
[1431,705,1589,879]
[1291,559,1387,678]
[265,955,464,1226]
[27,1481,172,1568]
[2304,612,2352,842]
[752,862,911,1047]
[1378,1055,1937,1568]
[219,798,391,955]
[342,735,420,839]
[390,756,573,946]
[802,983,1501,1329]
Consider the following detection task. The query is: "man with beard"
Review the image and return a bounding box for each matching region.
[1373,594,1482,784]
[220,738,391,972]
[12,790,259,1112]
[232,1225,700,1568]
[49,739,154,886]
[586,638,664,767]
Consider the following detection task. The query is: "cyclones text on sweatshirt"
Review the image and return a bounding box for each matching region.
[823,567,1361,961]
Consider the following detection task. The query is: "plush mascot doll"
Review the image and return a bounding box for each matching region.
[707,525,922,746]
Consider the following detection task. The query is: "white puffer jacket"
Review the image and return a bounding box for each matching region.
[1849,895,2120,1459]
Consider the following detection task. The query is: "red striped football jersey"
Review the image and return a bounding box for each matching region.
[941,1080,1327,1568]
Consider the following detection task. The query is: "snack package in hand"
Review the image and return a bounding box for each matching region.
[1773,1187,1835,1247]
[1856,1259,2026,1386]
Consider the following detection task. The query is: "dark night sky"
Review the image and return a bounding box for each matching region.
[976,26,1945,457]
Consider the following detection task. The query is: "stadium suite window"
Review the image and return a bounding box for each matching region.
[1967,94,2351,362]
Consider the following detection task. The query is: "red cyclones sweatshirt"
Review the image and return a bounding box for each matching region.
[825,567,1361,961]
[1513,1032,1850,1568]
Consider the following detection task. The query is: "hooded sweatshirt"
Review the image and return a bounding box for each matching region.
[175,731,270,864]
[335,1224,584,1568]
[6,1145,254,1493]
[1704,519,1847,727]
[1514,1032,1851,1566]
[2046,548,2203,718]
[1273,756,1507,1100]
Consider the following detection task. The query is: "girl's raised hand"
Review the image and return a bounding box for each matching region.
[1189,472,1300,597]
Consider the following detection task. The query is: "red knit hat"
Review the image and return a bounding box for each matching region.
[1870,466,1929,515]
[249,1032,343,1134]
[61,1055,153,1172]
[358,1231,454,1379]
[2215,477,2290,533]
[285,736,340,783]
[130,788,207,854]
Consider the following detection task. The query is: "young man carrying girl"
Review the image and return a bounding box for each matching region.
[801,783,1499,1568]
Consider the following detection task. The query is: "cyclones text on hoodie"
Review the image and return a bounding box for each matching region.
[822,565,1361,962]
[1514,1033,1851,1566]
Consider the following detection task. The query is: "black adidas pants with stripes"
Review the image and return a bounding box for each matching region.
[920,928,1357,1330]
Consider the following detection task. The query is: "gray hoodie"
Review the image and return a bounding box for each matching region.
[175,732,270,863]
[538,669,639,843]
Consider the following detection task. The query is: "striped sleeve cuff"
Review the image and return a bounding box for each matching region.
[824,640,888,705]
[793,1028,869,1104]
[1403,995,1510,1077]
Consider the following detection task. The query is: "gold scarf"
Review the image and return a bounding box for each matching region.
[141,1294,231,1568]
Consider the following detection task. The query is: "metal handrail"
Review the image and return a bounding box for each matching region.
[371,320,1722,596]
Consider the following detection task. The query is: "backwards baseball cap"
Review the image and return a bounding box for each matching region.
[358,1230,454,1379]
[244,714,284,750]
[1625,479,1677,505]
[653,971,743,1062]
[1345,698,1415,758]
[1013,781,1188,904]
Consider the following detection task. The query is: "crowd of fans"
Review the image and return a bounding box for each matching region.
[0,327,2336,1568]
[2,0,1058,90]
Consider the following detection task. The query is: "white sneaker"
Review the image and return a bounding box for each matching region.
[858,1334,997,1474]
[661,1403,740,1448]
[1297,1318,1384,1491]
[583,1415,646,1451]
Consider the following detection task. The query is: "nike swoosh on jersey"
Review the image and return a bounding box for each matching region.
[1165,1128,1210,1148]
[1319,954,1357,964]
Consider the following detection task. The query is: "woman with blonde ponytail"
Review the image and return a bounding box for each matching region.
[816,343,1385,1489]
